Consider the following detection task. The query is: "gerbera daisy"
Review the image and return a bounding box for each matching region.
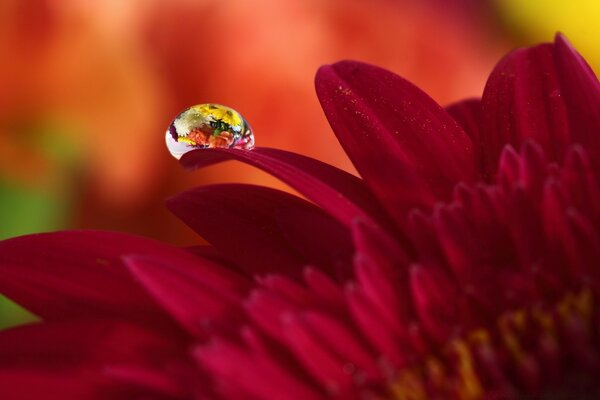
[0,33,598,399]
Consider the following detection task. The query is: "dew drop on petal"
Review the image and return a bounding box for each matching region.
[165,103,254,159]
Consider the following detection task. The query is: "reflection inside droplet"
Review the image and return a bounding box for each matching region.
[166,103,254,159]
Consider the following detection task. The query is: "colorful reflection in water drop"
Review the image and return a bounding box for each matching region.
[166,104,254,159]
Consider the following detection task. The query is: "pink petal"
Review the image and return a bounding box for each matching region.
[180,147,388,228]
[0,230,201,325]
[125,256,247,337]
[316,61,476,225]
[167,184,351,277]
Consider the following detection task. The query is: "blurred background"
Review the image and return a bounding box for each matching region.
[0,0,598,326]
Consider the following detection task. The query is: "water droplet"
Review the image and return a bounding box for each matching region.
[166,103,254,159]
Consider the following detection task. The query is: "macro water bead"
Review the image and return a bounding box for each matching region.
[166,104,255,159]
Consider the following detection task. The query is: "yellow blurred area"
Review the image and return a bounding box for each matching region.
[498,0,600,72]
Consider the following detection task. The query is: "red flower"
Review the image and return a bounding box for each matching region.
[1,33,599,399]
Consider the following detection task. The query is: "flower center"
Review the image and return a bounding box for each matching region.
[389,288,599,399]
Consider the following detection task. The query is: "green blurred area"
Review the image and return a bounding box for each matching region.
[0,182,63,328]
[0,121,79,329]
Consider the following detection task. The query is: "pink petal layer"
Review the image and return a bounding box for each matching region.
[180,147,388,228]
[316,61,476,225]
[0,231,199,325]
[167,184,351,277]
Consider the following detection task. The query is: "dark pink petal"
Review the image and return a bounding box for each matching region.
[271,203,354,279]
[0,320,184,399]
[345,284,410,366]
[410,264,462,343]
[180,147,387,228]
[481,43,570,176]
[445,98,481,144]
[168,184,350,277]
[302,312,379,380]
[245,289,293,339]
[316,61,476,225]
[259,275,324,309]
[195,337,324,400]
[553,34,600,164]
[302,267,346,310]
[481,35,600,177]
[446,98,483,175]
[0,231,207,325]
[103,365,186,398]
[281,313,354,392]
[125,256,247,337]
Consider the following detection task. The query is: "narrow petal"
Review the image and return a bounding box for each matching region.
[180,147,388,228]
[316,61,475,225]
[0,231,202,325]
[167,184,351,277]
[196,337,323,400]
[410,264,462,342]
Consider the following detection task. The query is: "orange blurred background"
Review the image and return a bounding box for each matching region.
[3,0,600,326]
[0,0,515,248]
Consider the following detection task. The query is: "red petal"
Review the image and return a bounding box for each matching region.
[316,61,475,225]
[281,313,354,391]
[167,184,350,277]
[446,98,481,145]
[125,256,247,337]
[410,264,461,342]
[446,98,483,175]
[0,319,182,399]
[180,147,387,228]
[553,34,600,164]
[481,35,600,177]
[481,43,570,176]
[195,336,323,400]
[0,231,198,325]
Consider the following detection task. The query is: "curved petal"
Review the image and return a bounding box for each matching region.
[316,61,476,226]
[0,230,239,325]
[481,43,570,176]
[480,34,600,177]
[553,33,600,165]
[180,147,389,229]
[167,184,352,277]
